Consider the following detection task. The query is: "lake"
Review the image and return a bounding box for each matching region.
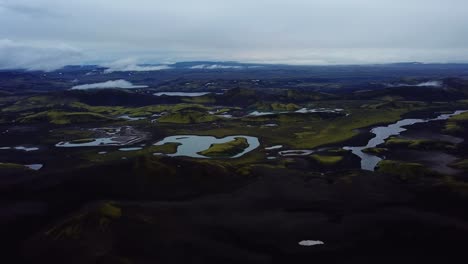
[154,135,260,158]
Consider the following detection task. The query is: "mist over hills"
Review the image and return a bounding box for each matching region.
[2,61,468,95]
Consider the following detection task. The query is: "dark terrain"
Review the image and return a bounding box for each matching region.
[2,63,468,263]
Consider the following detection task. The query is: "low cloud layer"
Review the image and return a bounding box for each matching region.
[71,80,148,90]
[0,39,82,71]
[385,81,443,88]
[190,64,243,70]
[102,58,172,73]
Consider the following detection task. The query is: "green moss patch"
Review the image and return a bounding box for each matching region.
[385,137,455,150]
[255,102,301,111]
[450,159,468,170]
[362,147,388,155]
[70,138,96,144]
[85,143,181,162]
[0,162,28,170]
[158,111,220,124]
[45,202,122,240]
[310,154,343,165]
[377,160,433,181]
[199,137,249,157]
[19,111,112,125]
[444,112,468,134]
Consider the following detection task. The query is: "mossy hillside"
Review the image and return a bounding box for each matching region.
[310,154,344,165]
[450,159,468,170]
[360,100,425,110]
[19,111,113,125]
[444,122,464,134]
[157,110,220,124]
[182,95,216,104]
[362,147,388,155]
[385,137,455,150]
[2,95,77,112]
[0,162,29,170]
[198,137,249,157]
[70,138,96,144]
[291,108,408,148]
[181,108,412,150]
[3,96,213,121]
[444,112,468,134]
[255,102,301,111]
[44,202,122,240]
[45,129,96,145]
[75,103,211,117]
[85,143,181,163]
[449,111,468,121]
[376,160,434,181]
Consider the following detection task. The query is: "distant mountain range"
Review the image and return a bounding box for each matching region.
[1,61,468,94]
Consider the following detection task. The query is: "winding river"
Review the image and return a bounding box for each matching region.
[344,110,467,171]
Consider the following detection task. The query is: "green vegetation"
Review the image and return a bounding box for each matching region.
[19,111,112,125]
[310,154,343,165]
[290,108,408,148]
[362,147,388,155]
[151,143,181,154]
[385,137,455,150]
[70,138,95,144]
[199,137,249,157]
[450,159,468,170]
[255,102,300,111]
[445,112,468,134]
[158,111,220,124]
[377,160,433,181]
[444,122,464,133]
[182,96,216,104]
[74,102,210,117]
[97,203,122,219]
[85,143,181,162]
[2,95,76,112]
[44,202,122,240]
[0,162,28,170]
[182,107,413,151]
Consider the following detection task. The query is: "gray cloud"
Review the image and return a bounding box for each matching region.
[0,0,467,68]
[71,80,148,90]
[0,1,57,17]
[0,39,83,71]
[190,64,243,70]
[102,58,172,73]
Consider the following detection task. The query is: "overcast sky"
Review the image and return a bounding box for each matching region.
[1,0,468,70]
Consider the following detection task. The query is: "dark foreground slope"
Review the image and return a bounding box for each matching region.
[11,158,468,264]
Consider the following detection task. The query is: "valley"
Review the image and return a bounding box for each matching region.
[2,66,468,263]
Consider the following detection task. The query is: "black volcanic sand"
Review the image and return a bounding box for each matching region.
[1,156,466,263]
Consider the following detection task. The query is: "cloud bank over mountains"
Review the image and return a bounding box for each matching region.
[1,0,468,71]
[71,80,148,90]
[101,58,173,73]
[0,39,82,71]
